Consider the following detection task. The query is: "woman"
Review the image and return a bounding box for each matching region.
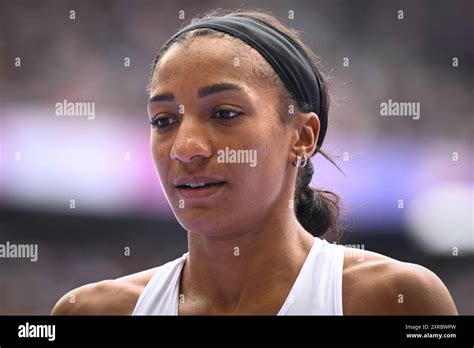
[52,9,457,315]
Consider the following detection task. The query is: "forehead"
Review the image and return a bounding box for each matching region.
[151,35,273,92]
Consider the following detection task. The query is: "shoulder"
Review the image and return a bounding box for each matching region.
[341,248,458,315]
[51,267,157,315]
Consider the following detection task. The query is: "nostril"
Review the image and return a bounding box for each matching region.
[170,142,212,163]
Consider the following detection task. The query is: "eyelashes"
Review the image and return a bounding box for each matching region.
[214,109,242,119]
[149,117,177,128]
[150,108,243,129]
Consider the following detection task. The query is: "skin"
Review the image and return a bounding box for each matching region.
[51,35,458,316]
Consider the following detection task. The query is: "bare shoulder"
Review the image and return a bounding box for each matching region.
[342,248,458,315]
[51,267,157,315]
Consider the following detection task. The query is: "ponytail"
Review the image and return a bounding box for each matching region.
[294,151,342,243]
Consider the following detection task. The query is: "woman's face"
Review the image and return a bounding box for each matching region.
[148,35,297,238]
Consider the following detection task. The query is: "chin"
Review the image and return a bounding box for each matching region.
[175,210,234,238]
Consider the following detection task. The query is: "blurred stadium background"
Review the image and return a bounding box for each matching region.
[0,0,472,314]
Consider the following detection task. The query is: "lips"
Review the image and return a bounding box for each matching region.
[174,176,226,188]
[173,176,227,200]
[176,182,226,189]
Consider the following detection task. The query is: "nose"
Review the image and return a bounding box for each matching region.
[170,117,212,163]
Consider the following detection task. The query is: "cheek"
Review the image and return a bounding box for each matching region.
[150,134,171,176]
[235,132,288,201]
[252,120,288,169]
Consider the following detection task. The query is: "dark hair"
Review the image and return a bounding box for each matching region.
[150,9,343,243]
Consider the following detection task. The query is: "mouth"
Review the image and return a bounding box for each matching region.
[173,177,227,200]
[175,181,226,190]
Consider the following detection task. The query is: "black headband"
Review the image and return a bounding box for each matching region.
[160,16,327,148]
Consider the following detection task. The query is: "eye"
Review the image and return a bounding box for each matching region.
[214,109,242,119]
[150,117,178,129]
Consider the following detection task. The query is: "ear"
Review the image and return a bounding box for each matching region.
[290,112,320,163]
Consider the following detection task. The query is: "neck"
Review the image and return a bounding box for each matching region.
[181,208,315,314]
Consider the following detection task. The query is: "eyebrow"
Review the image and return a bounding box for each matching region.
[148,82,247,103]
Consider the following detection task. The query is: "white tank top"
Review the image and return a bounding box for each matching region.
[132,237,346,315]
